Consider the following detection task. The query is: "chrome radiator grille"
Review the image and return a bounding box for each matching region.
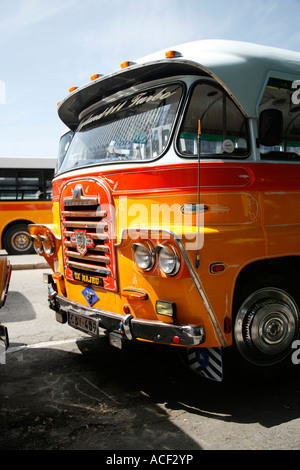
[60,179,116,291]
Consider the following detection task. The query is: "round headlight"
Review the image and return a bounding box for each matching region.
[42,234,55,256]
[158,245,180,276]
[132,242,155,271]
[33,235,44,255]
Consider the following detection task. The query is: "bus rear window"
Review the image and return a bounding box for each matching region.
[59,84,183,173]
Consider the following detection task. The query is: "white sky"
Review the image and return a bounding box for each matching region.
[0,0,300,158]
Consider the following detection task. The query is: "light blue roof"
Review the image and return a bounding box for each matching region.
[136,40,300,117]
[58,40,300,128]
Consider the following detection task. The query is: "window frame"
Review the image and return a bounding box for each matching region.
[0,168,53,201]
[258,76,300,162]
[175,79,250,160]
[57,81,187,175]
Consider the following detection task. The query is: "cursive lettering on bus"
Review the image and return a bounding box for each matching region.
[78,101,127,131]
[78,87,176,131]
[128,88,176,107]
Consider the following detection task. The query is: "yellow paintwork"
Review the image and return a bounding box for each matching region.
[32,179,300,349]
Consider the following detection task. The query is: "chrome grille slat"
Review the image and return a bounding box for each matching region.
[63,221,108,230]
[64,240,110,253]
[65,250,110,264]
[61,210,107,218]
[66,260,112,275]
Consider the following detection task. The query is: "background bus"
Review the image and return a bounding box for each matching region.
[0,156,56,255]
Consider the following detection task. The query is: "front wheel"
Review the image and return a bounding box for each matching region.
[234,286,300,369]
[3,223,34,255]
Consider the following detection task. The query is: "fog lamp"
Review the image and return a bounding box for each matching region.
[157,245,180,276]
[156,300,176,318]
[132,242,155,271]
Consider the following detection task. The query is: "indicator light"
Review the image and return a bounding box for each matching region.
[69,86,77,92]
[173,336,180,344]
[165,50,176,58]
[210,262,225,274]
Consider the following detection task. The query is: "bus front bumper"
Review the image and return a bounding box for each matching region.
[48,287,205,347]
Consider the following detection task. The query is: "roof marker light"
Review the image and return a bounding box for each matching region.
[69,86,77,93]
[120,61,136,69]
[165,50,182,58]
[120,61,131,68]
[90,73,102,81]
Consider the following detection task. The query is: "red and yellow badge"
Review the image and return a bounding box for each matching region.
[70,230,94,255]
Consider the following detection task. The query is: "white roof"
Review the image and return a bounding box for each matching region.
[136,40,300,117]
[58,40,300,127]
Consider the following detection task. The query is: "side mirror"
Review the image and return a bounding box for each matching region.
[258,109,283,146]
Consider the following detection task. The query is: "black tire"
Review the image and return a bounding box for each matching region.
[3,223,34,255]
[232,268,300,377]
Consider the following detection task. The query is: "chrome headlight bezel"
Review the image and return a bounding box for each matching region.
[42,233,55,256]
[157,244,181,276]
[132,241,155,271]
[33,235,44,255]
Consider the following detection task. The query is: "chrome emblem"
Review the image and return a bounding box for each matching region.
[71,230,94,255]
[64,184,99,206]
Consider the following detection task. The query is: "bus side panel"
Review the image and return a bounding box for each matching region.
[0,201,53,249]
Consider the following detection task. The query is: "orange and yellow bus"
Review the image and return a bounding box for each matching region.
[30,40,300,380]
[0,156,56,254]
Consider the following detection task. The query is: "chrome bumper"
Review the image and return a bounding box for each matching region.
[49,288,205,347]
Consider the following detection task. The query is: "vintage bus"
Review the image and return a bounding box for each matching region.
[30,40,300,380]
[0,156,56,254]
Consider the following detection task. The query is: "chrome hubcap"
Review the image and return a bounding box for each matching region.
[12,232,32,251]
[234,288,299,366]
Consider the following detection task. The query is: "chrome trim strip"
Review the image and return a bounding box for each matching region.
[66,260,111,275]
[65,250,110,264]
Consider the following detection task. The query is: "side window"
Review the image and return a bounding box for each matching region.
[258,78,300,161]
[0,169,53,200]
[177,82,249,158]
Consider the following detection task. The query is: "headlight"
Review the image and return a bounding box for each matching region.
[42,234,55,256]
[32,233,55,256]
[157,244,181,276]
[33,235,44,254]
[132,242,155,271]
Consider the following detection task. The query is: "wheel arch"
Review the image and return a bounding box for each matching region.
[232,256,300,311]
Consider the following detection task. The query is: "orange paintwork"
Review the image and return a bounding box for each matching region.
[0,201,53,250]
[31,160,300,348]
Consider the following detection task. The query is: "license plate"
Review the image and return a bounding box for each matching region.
[109,332,123,349]
[68,312,99,336]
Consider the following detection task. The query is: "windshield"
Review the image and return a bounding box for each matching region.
[59,84,183,173]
